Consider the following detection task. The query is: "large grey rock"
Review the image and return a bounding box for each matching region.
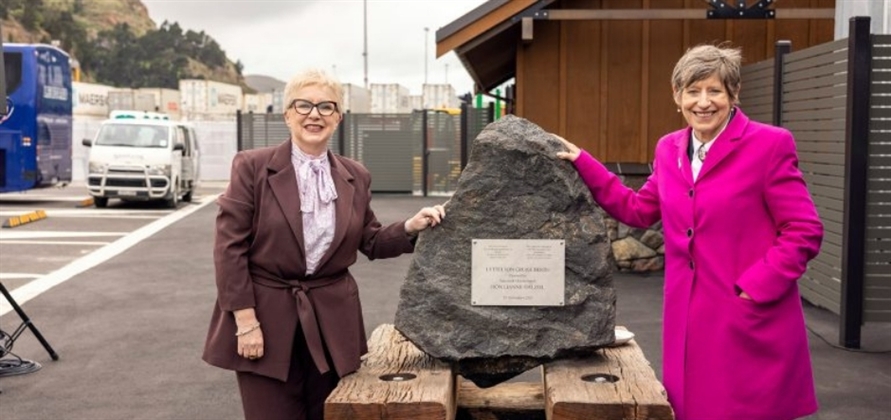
[394,115,616,388]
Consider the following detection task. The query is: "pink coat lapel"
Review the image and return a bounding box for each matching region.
[697,108,747,181]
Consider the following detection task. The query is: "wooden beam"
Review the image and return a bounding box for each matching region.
[544,8,834,20]
[777,8,835,19]
[549,9,702,20]
[437,0,539,57]
[640,1,650,164]
[522,17,534,42]
[544,329,674,420]
[325,324,456,420]
[458,378,544,412]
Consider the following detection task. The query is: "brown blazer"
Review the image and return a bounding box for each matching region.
[202,140,415,381]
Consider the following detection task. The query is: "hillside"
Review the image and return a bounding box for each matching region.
[244,74,286,94]
[0,0,246,89]
[1,0,155,43]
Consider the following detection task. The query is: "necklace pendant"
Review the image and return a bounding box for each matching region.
[697,145,708,161]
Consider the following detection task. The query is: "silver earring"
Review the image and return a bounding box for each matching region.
[677,108,681,113]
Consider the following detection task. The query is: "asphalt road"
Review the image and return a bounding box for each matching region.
[0,182,889,420]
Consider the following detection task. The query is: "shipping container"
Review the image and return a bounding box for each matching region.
[342,83,371,113]
[72,82,112,116]
[370,83,411,114]
[107,89,158,114]
[408,94,423,111]
[137,88,182,120]
[179,79,243,120]
[271,90,284,113]
[107,89,135,113]
[422,84,459,109]
[242,93,273,113]
[258,93,274,113]
[133,91,156,113]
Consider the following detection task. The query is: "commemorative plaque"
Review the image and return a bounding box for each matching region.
[471,239,565,306]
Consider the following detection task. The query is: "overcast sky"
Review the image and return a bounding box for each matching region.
[142,0,489,96]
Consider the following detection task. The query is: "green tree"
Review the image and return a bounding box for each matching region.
[1,0,25,21]
[20,0,44,30]
[92,23,141,87]
[43,10,87,55]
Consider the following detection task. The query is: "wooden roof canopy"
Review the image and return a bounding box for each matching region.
[435,0,835,93]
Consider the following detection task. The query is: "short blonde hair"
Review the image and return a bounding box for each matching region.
[282,68,344,113]
[671,44,742,104]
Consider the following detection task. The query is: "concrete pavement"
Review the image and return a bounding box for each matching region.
[0,193,888,419]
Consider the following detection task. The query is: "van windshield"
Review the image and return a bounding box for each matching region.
[95,124,170,148]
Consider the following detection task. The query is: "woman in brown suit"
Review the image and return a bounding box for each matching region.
[202,68,444,420]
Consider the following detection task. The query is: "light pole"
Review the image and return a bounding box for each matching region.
[363,0,368,89]
[424,27,429,86]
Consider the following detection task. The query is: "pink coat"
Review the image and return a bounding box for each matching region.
[573,108,823,420]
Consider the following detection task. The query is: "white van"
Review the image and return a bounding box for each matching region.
[82,111,200,208]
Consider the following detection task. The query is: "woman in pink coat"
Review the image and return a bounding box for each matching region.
[556,44,823,420]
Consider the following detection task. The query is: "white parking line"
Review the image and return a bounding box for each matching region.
[0,194,94,202]
[0,194,220,316]
[36,214,164,219]
[0,231,127,239]
[0,273,42,280]
[0,209,170,217]
[0,240,112,246]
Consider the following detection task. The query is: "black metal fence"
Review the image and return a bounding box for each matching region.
[236,103,494,196]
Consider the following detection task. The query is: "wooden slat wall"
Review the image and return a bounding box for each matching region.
[865,34,891,323]
[562,0,605,159]
[519,17,562,134]
[738,59,774,123]
[741,33,890,321]
[780,38,849,314]
[515,0,834,164]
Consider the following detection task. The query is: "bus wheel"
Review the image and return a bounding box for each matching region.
[94,197,109,208]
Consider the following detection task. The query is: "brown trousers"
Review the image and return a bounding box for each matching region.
[236,325,339,420]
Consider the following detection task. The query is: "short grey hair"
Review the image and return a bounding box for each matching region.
[282,68,345,113]
[671,44,742,104]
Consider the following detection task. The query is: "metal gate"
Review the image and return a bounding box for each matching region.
[237,107,494,195]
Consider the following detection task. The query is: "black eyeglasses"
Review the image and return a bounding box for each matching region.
[290,99,339,116]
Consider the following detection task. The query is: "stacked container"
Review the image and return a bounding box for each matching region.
[370,83,411,113]
[137,88,182,120]
[422,84,459,110]
[179,79,244,121]
[342,83,371,113]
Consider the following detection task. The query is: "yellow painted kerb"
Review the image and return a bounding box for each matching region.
[2,210,48,228]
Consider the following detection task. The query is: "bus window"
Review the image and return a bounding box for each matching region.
[36,51,69,114]
[4,52,22,95]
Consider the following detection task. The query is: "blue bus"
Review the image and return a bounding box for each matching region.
[0,43,73,193]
